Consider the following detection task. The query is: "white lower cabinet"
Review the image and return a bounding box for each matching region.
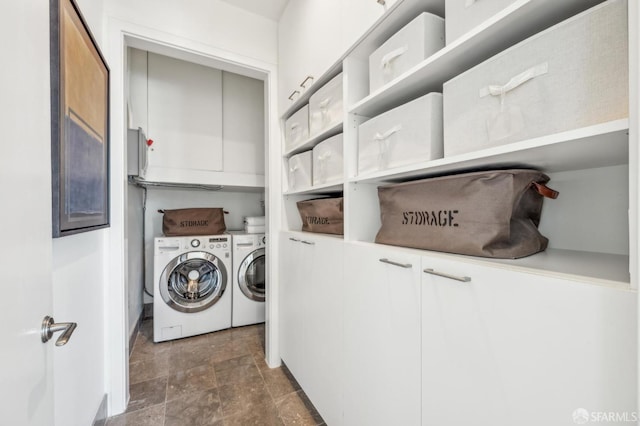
[279,232,344,426]
[343,243,422,426]
[420,255,637,426]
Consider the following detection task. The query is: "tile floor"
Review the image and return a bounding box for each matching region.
[106,320,324,426]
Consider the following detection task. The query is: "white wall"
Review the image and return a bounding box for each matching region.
[50,1,109,425]
[106,0,278,65]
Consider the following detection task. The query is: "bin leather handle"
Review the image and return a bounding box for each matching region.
[532,182,559,199]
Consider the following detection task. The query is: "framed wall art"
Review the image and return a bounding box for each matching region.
[50,0,110,237]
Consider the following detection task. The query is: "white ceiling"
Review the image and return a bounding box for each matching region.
[219,0,289,21]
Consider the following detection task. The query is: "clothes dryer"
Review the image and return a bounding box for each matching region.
[153,234,232,342]
[230,232,266,327]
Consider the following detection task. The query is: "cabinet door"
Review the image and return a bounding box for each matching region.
[279,233,307,382]
[303,236,344,426]
[278,0,343,114]
[421,256,637,426]
[279,233,344,426]
[343,243,421,426]
[147,52,223,173]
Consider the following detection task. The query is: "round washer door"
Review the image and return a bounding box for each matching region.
[159,251,228,313]
[238,248,265,302]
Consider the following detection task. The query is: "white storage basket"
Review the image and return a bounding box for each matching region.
[312,134,343,185]
[309,73,343,138]
[358,93,443,175]
[284,105,309,153]
[287,151,313,191]
[445,0,517,44]
[443,0,628,157]
[369,12,444,93]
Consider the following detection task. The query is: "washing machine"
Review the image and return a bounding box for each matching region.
[231,232,266,327]
[153,234,232,342]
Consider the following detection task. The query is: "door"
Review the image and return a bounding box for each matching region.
[238,247,266,301]
[343,243,421,426]
[0,2,56,424]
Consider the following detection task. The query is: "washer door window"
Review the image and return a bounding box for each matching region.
[238,248,265,302]
[159,251,228,313]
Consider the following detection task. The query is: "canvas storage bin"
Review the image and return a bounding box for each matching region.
[369,12,444,93]
[287,151,313,191]
[309,73,343,137]
[375,169,559,258]
[312,133,343,185]
[443,0,628,157]
[297,197,344,235]
[445,0,517,44]
[284,105,309,153]
[358,93,443,175]
[159,208,227,236]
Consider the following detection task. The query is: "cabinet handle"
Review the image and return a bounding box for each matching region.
[377,0,386,5]
[423,268,471,283]
[289,237,300,242]
[288,90,300,101]
[300,75,314,88]
[300,240,315,245]
[379,258,412,268]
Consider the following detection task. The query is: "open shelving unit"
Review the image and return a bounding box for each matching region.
[279,0,634,288]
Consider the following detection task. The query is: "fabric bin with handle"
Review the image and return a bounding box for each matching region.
[284,104,309,153]
[309,73,343,138]
[358,93,443,176]
[369,12,444,94]
[443,0,628,157]
[313,133,343,186]
[287,151,313,192]
[160,208,227,237]
[297,197,344,235]
[375,169,559,258]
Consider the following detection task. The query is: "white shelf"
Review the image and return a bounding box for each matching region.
[349,0,606,118]
[350,120,629,184]
[349,241,630,288]
[283,122,343,157]
[284,182,343,196]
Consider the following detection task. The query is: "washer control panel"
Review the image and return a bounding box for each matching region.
[182,236,230,253]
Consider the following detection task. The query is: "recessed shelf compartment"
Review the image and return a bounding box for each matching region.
[350,120,629,184]
[283,122,343,158]
[349,0,606,118]
[284,182,344,196]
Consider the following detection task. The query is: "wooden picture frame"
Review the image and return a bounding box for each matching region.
[50,0,110,237]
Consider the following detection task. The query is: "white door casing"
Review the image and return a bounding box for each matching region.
[0,1,55,424]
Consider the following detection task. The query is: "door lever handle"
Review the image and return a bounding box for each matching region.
[41,316,77,346]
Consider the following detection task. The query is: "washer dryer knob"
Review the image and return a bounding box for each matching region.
[190,239,200,248]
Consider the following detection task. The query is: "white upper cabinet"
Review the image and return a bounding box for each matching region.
[278,0,342,114]
[127,48,265,188]
[147,52,224,174]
